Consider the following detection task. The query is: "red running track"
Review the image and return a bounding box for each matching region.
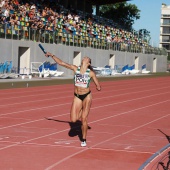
[0,77,170,170]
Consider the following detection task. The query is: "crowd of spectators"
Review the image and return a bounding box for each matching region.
[0,0,147,47]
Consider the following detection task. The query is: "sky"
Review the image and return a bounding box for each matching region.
[128,0,170,47]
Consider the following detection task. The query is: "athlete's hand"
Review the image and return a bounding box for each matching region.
[96,86,101,91]
[45,52,52,57]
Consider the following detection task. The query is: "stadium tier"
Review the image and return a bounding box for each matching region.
[0,0,167,77]
[0,0,165,54]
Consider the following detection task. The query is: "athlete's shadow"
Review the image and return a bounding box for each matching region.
[45,117,91,141]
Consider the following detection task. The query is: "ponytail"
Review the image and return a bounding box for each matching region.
[88,65,94,71]
[88,59,94,71]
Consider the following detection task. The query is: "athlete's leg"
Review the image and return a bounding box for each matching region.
[78,109,82,120]
[70,96,83,122]
[81,93,92,141]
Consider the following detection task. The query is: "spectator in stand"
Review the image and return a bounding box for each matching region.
[0,16,6,23]
[87,29,94,38]
[0,0,5,8]
[67,12,73,20]
[19,5,27,17]
[42,8,47,17]
[3,6,9,17]
[63,17,70,28]
[7,2,14,11]
[30,4,36,10]
[0,7,2,16]
[74,14,79,23]
[0,0,148,48]
[106,33,112,43]
[29,8,35,19]
[8,13,17,26]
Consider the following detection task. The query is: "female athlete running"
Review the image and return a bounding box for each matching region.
[45,52,101,147]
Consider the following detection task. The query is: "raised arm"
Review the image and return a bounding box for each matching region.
[90,71,101,91]
[45,52,77,71]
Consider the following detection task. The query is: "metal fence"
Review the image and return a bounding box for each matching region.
[0,23,167,56]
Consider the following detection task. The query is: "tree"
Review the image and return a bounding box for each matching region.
[99,2,140,31]
[139,29,151,43]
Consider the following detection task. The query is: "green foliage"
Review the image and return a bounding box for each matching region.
[100,2,140,31]
[138,29,151,43]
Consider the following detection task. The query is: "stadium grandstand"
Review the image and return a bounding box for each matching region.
[0,0,165,50]
[0,0,167,77]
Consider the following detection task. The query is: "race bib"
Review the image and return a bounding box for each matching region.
[75,74,89,87]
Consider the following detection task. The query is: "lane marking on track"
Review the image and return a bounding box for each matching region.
[0,93,170,131]
[90,147,155,154]
[0,99,169,159]
[0,78,168,96]
[0,81,168,101]
[1,89,170,117]
[0,113,70,130]
[0,78,170,168]
[125,146,132,149]
[1,85,168,107]
[45,100,170,169]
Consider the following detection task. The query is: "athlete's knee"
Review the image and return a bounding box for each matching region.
[81,117,87,125]
[70,114,78,122]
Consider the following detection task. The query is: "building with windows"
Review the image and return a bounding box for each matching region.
[160,3,170,56]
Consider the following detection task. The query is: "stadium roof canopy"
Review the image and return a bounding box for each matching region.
[85,0,131,6]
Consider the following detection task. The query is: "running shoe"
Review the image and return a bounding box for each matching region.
[81,141,87,147]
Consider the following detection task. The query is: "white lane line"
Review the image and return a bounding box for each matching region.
[0,79,166,96]
[44,100,170,170]
[0,85,169,108]
[0,81,168,102]
[1,89,170,118]
[0,91,170,130]
[0,99,169,169]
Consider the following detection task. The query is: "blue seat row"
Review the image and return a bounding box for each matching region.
[39,62,57,72]
[0,61,12,74]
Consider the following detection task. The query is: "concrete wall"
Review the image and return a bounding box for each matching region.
[0,39,167,76]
